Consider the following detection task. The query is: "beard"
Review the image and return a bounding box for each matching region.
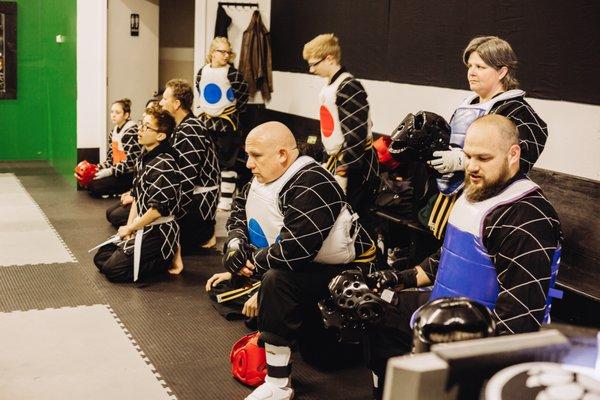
[464,165,511,202]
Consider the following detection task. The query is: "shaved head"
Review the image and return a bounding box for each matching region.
[247,121,297,150]
[463,114,521,201]
[470,114,518,151]
[245,121,299,183]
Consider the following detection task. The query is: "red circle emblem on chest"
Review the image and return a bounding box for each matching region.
[320,105,335,137]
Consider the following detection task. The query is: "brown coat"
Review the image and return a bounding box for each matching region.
[238,10,273,101]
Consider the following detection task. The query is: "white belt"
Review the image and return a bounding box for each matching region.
[193,185,219,194]
[133,215,175,282]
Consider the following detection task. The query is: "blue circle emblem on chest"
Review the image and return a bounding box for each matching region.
[203,83,222,104]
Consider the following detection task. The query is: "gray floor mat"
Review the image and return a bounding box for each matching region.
[0,305,175,400]
[0,161,373,400]
[0,173,76,266]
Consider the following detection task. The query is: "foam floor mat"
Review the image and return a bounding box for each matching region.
[0,173,76,267]
[0,304,176,400]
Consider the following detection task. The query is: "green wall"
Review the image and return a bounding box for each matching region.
[0,0,76,177]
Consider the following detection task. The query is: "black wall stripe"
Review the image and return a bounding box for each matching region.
[77,147,100,164]
[271,0,600,106]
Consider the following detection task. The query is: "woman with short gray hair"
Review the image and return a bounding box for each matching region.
[427,35,549,238]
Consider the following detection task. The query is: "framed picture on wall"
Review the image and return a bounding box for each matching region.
[0,1,17,99]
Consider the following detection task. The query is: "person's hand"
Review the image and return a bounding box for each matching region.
[428,147,465,174]
[94,167,113,180]
[121,192,134,205]
[367,268,418,293]
[117,224,135,239]
[242,292,259,317]
[367,270,401,292]
[205,271,232,291]
[239,260,255,277]
[222,246,249,275]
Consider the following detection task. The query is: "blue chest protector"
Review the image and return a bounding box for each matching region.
[437,90,525,195]
[430,179,561,323]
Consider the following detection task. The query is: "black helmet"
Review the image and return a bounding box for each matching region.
[318,269,388,343]
[412,297,496,353]
[388,111,451,163]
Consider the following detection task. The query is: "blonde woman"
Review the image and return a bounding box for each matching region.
[195,37,248,211]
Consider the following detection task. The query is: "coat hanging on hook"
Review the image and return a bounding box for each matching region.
[239,10,272,101]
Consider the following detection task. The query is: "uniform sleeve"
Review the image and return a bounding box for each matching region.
[195,66,203,98]
[173,127,205,215]
[228,67,249,114]
[335,78,371,172]
[419,247,441,282]
[98,131,113,170]
[113,124,142,177]
[484,195,561,335]
[145,159,181,216]
[492,99,548,174]
[252,170,344,273]
[226,182,251,244]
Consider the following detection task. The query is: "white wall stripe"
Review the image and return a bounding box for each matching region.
[267,71,600,181]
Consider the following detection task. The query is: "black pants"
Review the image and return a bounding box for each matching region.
[88,172,133,198]
[105,201,131,228]
[347,171,379,237]
[258,266,364,368]
[93,235,172,283]
[212,132,243,170]
[177,196,218,254]
[365,289,430,399]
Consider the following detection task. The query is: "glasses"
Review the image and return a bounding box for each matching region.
[138,121,159,133]
[308,57,326,69]
[214,49,232,55]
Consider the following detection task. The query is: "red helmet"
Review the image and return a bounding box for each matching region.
[230,332,266,387]
[373,136,400,171]
[74,160,98,188]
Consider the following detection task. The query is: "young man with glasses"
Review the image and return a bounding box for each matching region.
[160,79,221,274]
[303,33,379,234]
[195,36,249,212]
[93,106,182,283]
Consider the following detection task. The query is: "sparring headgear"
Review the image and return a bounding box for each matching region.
[230,332,267,387]
[388,111,450,163]
[74,160,98,188]
[318,269,387,343]
[411,297,496,353]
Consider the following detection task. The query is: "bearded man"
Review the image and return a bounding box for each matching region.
[363,114,563,398]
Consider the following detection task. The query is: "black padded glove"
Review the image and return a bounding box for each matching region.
[222,247,248,275]
[367,268,418,292]
[222,239,258,275]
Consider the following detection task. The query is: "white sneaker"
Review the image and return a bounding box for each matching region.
[244,382,294,400]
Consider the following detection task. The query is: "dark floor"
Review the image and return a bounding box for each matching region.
[0,161,373,400]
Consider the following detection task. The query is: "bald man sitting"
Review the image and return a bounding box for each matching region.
[207,121,377,400]
[362,114,563,399]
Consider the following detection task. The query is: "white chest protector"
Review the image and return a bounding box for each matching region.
[245,156,359,264]
[319,72,352,155]
[198,64,236,117]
